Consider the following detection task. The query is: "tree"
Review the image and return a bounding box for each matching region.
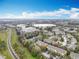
[63,55,71,59]
[0,40,6,50]
[17,48,25,59]
[28,43,35,51]
[39,45,47,52]
[13,42,19,51]
[37,53,46,59]
[31,45,41,57]
[23,40,32,48]
[45,27,52,31]
[74,43,79,53]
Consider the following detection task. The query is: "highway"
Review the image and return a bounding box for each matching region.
[7,29,19,59]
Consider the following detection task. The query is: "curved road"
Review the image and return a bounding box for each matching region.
[7,29,19,59]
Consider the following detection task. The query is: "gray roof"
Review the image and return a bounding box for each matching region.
[36,41,48,47]
[42,52,50,59]
[70,52,79,59]
[47,45,67,56]
[21,27,39,33]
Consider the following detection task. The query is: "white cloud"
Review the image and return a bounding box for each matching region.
[70,13,79,19]
[69,8,79,19]
[71,8,79,12]
[0,7,79,19]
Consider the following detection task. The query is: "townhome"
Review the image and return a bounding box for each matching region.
[36,40,67,57]
[20,27,40,38]
[70,52,79,59]
[47,45,67,56]
[36,40,48,48]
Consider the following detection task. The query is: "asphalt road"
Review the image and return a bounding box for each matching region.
[7,29,19,59]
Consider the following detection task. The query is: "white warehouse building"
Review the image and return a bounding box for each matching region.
[33,24,56,28]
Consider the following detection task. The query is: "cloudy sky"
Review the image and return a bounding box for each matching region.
[0,0,79,19]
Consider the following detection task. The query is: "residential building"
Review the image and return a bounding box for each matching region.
[70,52,79,59]
[47,45,67,56]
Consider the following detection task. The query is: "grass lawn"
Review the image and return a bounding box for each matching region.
[0,30,12,59]
[11,29,37,59]
[22,47,37,59]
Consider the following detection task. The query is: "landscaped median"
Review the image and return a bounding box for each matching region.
[11,29,37,59]
[0,30,12,59]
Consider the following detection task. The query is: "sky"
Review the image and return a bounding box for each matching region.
[0,0,79,19]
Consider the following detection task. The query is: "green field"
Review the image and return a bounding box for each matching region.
[11,29,37,59]
[0,30,12,59]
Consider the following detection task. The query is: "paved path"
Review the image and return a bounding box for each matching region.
[7,29,19,59]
